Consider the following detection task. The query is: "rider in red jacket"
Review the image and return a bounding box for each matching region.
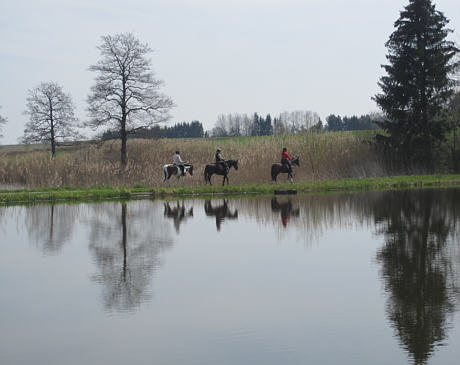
[281,147,292,174]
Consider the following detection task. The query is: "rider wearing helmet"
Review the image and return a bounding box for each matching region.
[215,148,228,173]
[173,150,186,176]
[281,147,292,175]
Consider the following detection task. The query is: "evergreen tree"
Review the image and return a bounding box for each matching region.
[325,114,343,131]
[264,114,273,135]
[374,0,459,166]
[310,118,323,132]
[251,113,261,136]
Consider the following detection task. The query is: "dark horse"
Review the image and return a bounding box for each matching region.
[271,156,300,183]
[204,199,238,231]
[204,159,239,186]
[163,164,193,185]
[271,197,300,227]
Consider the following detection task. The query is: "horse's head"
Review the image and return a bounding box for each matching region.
[292,156,300,166]
[188,165,194,176]
[229,159,238,170]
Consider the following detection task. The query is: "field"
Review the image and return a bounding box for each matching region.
[0,131,441,189]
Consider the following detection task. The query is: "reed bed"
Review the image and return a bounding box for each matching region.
[0,132,390,188]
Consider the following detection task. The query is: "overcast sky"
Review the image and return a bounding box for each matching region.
[1,0,459,144]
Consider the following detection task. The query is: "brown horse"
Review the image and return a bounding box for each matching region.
[271,156,300,183]
[204,159,239,186]
[163,164,193,185]
[204,199,238,231]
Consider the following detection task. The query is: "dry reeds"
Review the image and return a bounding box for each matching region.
[0,132,389,188]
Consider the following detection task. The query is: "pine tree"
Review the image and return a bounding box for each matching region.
[374,0,458,166]
[264,114,273,135]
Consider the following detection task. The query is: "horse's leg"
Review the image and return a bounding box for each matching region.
[222,174,226,186]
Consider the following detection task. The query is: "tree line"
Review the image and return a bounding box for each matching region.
[211,110,319,137]
[210,110,381,137]
[101,120,204,140]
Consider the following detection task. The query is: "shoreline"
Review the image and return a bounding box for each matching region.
[1,174,460,205]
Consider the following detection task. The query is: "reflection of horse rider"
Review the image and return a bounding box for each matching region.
[173,150,186,176]
[215,148,228,173]
[281,147,292,175]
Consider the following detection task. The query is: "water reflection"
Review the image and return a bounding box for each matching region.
[163,201,194,233]
[24,204,76,255]
[87,201,173,313]
[270,197,300,227]
[2,189,460,364]
[373,190,459,365]
[204,199,238,231]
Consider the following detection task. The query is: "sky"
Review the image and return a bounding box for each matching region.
[1,0,459,144]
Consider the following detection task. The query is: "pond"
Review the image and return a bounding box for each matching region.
[1,189,459,365]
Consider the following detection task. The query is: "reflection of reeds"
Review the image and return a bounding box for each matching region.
[0,132,386,188]
[232,193,380,245]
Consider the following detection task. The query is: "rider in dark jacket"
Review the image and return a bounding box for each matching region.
[215,148,228,172]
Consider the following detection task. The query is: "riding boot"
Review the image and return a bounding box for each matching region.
[181,167,186,176]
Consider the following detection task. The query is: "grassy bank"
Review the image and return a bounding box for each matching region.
[1,174,459,204]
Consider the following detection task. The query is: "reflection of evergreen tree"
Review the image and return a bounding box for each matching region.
[374,189,458,365]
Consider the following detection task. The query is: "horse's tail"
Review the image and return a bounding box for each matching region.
[271,164,277,182]
[163,165,168,182]
[204,166,209,184]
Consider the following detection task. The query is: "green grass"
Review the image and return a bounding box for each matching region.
[1,174,459,204]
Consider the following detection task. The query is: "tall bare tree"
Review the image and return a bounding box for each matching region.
[87,33,174,166]
[23,82,79,156]
[0,106,7,140]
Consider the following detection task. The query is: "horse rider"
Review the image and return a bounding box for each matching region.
[281,147,292,175]
[215,148,228,173]
[173,150,186,176]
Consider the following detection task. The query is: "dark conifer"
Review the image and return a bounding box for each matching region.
[374,0,458,166]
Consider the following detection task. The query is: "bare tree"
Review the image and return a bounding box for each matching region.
[87,33,174,166]
[22,82,79,156]
[0,106,7,140]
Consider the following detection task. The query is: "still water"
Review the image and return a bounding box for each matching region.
[1,189,459,365]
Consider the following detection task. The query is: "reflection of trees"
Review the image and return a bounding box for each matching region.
[88,201,173,313]
[271,197,300,227]
[204,199,238,231]
[374,190,459,365]
[163,201,193,233]
[24,204,76,255]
